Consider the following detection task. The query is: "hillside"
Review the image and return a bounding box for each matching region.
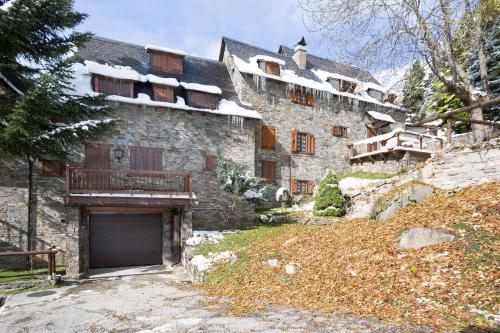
[201,182,499,330]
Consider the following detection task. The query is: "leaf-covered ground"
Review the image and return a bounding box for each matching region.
[202,182,500,331]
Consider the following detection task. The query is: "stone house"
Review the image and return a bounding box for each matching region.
[0,35,409,277]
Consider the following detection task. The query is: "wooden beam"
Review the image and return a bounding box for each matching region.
[450,116,500,127]
[447,119,452,144]
[413,97,500,126]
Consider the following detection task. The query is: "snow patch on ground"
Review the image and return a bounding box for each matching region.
[185,230,239,246]
[191,251,237,272]
[243,189,263,199]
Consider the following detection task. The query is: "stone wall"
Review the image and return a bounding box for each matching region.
[222,47,406,197]
[0,187,28,268]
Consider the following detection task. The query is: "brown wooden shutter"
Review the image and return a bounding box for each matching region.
[332,126,339,136]
[42,161,64,177]
[153,84,174,102]
[307,181,315,194]
[262,126,276,149]
[291,179,298,194]
[306,133,315,155]
[306,92,314,106]
[261,161,276,183]
[291,130,298,152]
[130,146,163,171]
[265,62,280,76]
[85,143,111,169]
[204,155,217,171]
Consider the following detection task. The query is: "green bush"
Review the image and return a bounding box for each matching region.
[313,170,347,217]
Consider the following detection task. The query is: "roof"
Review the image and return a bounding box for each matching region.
[76,36,240,103]
[219,36,379,85]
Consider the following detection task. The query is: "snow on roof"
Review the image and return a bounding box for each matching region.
[232,55,403,111]
[249,55,286,66]
[145,45,186,56]
[313,68,362,85]
[0,0,17,11]
[353,128,404,145]
[69,63,261,119]
[180,82,222,95]
[367,110,396,123]
[83,60,179,86]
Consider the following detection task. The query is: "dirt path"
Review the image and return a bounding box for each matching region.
[0,274,430,333]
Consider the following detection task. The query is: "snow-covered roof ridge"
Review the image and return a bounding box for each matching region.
[180,82,222,95]
[367,110,396,123]
[84,60,179,86]
[145,45,186,56]
[249,55,286,66]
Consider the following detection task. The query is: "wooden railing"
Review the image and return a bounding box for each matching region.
[0,249,59,279]
[66,166,192,195]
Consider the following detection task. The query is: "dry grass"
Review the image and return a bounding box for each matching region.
[202,182,500,330]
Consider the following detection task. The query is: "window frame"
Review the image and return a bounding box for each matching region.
[332,125,349,138]
[291,179,314,195]
[290,87,314,106]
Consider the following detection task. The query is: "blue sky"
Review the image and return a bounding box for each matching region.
[74,0,331,61]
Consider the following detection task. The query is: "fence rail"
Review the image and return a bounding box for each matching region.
[66,166,192,195]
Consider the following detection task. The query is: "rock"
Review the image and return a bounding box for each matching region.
[266,258,280,267]
[285,262,300,275]
[371,183,435,221]
[398,227,456,249]
[259,215,269,224]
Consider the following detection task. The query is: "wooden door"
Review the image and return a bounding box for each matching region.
[367,128,378,152]
[85,143,111,190]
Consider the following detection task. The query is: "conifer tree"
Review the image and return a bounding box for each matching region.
[313,170,346,217]
[0,0,114,254]
[402,60,426,122]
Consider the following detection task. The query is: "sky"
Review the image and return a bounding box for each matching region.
[74,0,331,61]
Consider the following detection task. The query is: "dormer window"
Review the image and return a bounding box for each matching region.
[290,87,314,106]
[383,92,397,103]
[149,51,183,74]
[367,88,383,101]
[93,75,133,97]
[339,80,356,93]
[186,91,219,109]
[258,60,280,76]
[327,78,340,90]
[152,84,174,102]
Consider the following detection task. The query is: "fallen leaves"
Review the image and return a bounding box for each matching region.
[202,182,500,330]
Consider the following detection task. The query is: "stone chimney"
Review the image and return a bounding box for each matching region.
[292,37,307,69]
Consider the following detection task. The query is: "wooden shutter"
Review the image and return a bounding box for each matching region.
[204,155,217,171]
[291,130,298,153]
[261,161,276,183]
[85,143,111,169]
[94,75,133,97]
[265,62,280,76]
[153,84,174,102]
[291,179,298,194]
[150,51,183,74]
[290,89,297,103]
[306,133,315,155]
[307,181,315,194]
[306,92,314,106]
[130,146,163,171]
[332,126,340,136]
[186,91,219,109]
[42,161,64,177]
[262,126,276,150]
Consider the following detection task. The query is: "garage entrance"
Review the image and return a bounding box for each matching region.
[89,213,163,268]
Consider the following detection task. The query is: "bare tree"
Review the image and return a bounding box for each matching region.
[299,0,498,142]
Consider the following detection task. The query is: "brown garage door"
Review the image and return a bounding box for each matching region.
[89,213,162,268]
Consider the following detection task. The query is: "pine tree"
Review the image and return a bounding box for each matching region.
[213,154,267,228]
[0,0,114,255]
[313,170,346,217]
[402,60,426,122]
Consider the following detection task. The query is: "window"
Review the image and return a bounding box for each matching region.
[339,80,356,93]
[332,126,349,138]
[149,51,183,74]
[367,88,382,101]
[129,146,163,171]
[291,130,314,155]
[204,155,217,171]
[383,93,397,103]
[153,84,174,102]
[327,78,340,90]
[186,91,219,109]
[42,160,64,177]
[94,75,133,97]
[291,179,314,194]
[265,62,280,76]
[261,161,276,183]
[290,87,314,106]
[261,126,276,150]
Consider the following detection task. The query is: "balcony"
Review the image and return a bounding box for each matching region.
[64,166,194,206]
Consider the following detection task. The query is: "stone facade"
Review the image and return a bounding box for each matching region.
[222,47,405,199]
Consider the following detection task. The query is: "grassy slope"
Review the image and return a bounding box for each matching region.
[338,171,397,180]
[0,266,65,284]
[202,182,500,330]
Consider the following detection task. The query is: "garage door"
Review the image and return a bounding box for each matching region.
[89,213,162,268]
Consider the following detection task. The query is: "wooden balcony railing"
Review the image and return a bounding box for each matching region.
[66,166,192,196]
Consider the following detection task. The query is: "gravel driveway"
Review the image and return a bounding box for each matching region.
[0,273,430,333]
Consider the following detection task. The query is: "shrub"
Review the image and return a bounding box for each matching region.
[313,170,347,217]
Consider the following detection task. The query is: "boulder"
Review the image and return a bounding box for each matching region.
[371,183,435,221]
[285,262,300,275]
[266,258,280,267]
[398,227,456,249]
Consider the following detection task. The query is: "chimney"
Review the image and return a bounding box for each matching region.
[292,37,307,70]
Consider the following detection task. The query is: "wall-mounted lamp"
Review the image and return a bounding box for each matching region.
[113,146,124,163]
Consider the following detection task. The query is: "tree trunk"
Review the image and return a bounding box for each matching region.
[470,107,486,142]
[26,155,34,266]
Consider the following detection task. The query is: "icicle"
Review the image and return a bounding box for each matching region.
[353,98,359,112]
